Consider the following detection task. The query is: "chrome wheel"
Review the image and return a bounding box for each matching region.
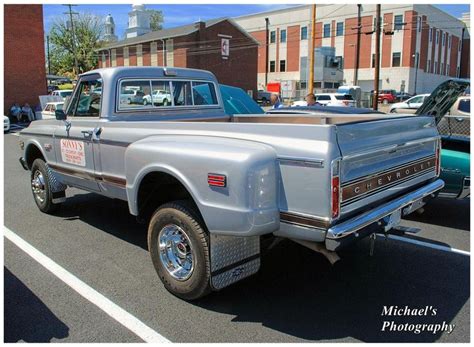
[158,224,194,281]
[31,170,46,204]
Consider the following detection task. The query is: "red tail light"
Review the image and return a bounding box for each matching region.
[331,176,340,219]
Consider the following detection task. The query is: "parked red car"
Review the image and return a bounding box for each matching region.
[377,89,397,104]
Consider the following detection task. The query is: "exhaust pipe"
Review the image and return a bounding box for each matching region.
[290,238,340,265]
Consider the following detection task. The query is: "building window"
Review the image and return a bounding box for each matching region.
[336,22,343,36]
[441,63,444,73]
[457,66,460,77]
[270,31,276,43]
[372,53,376,68]
[392,52,401,67]
[323,24,330,38]
[301,26,308,40]
[279,60,286,72]
[280,29,287,43]
[447,64,450,75]
[418,17,422,32]
[434,61,438,73]
[394,15,403,30]
[442,33,445,46]
[427,59,431,73]
[429,28,432,42]
[449,35,452,48]
[269,60,275,72]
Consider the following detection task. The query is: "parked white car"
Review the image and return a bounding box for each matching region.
[389,94,430,113]
[51,89,73,100]
[315,93,356,107]
[4,116,10,133]
[40,102,64,120]
[120,89,146,106]
[143,89,172,106]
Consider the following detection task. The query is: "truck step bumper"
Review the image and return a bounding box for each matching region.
[325,179,444,251]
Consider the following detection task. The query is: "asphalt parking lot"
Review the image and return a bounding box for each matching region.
[3,131,470,342]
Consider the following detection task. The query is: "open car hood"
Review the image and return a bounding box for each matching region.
[416,79,470,124]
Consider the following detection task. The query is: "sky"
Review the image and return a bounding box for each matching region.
[43,4,470,38]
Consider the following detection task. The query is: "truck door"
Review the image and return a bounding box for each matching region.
[53,74,102,192]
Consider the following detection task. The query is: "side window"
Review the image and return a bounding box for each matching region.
[172,81,192,106]
[317,95,331,101]
[67,77,102,117]
[150,81,172,107]
[119,80,151,110]
[192,82,218,105]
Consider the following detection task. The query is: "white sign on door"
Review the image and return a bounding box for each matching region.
[60,139,86,167]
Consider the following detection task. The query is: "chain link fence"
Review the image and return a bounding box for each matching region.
[437,115,470,137]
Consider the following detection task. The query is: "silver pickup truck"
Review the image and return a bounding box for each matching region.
[19,67,447,300]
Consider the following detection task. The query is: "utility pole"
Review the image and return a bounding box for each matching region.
[372,4,381,110]
[308,4,316,94]
[459,26,465,77]
[413,53,419,95]
[264,18,269,88]
[46,35,51,75]
[354,4,362,85]
[64,4,79,75]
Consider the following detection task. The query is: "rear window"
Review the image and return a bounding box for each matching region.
[192,82,218,105]
[118,79,219,111]
[458,99,470,113]
[335,94,354,100]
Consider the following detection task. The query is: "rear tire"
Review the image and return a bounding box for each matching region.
[30,159,61,214]
[148,200,211,300]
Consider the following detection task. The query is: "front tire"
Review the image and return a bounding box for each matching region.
[162,99,169,106]
[148,201,211,300]
[30,159,61,214]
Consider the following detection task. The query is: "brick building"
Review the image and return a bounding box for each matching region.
[98,18,259,97]
[235,4,470,94]
[4,5,47,111]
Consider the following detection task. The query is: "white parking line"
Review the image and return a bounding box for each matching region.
[4,226,171,343]
[379,233,470,256]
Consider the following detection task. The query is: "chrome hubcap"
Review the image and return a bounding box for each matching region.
[158,224,194,281]
[31,170,46,203]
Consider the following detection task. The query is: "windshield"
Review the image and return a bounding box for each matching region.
[219,84,263,115]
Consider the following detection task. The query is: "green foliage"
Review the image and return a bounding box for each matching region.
[59,83,74,90]
[147,9,164,31]
[49,13,104,77]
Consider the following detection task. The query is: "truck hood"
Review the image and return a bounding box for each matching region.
[416,79,470,124]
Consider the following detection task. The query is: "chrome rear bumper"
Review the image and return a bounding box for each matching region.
[325,179,444,250]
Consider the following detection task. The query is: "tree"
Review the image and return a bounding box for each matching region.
[49,13,104,76]
[147,9,164,31]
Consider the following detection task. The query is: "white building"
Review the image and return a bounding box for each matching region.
[125,4,151,39]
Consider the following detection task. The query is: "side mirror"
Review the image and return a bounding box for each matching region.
[55,109,67,120]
